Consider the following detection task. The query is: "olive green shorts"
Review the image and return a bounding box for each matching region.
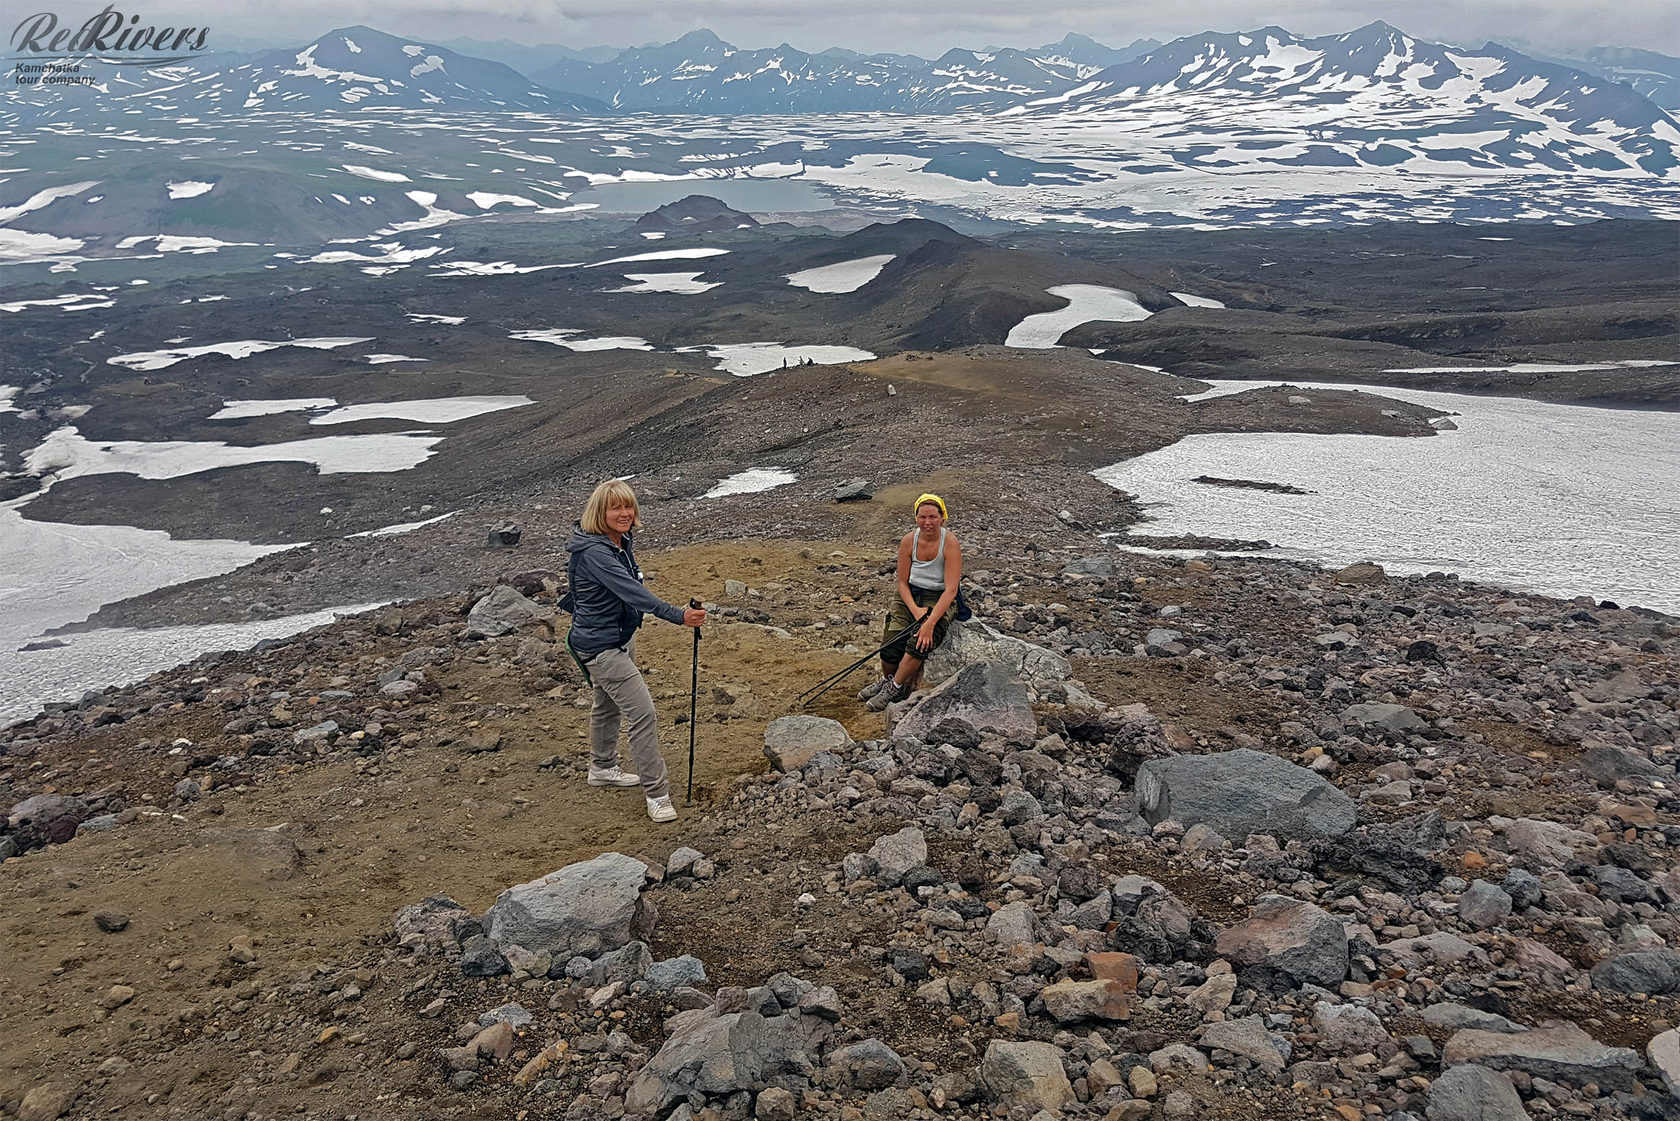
[883,586,949,662]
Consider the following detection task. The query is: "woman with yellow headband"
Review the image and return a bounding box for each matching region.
[860,493,963,711]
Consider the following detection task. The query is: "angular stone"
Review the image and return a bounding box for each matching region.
[1503,818,1596,869]
[466,584,545,639]
[921,623,1071,689]
[865,826,927,888]
[1186,972,1236,1014]
[1341,702,1427,733]
[894,660,1035,742]
[484,852,652,959]
[1458,881,1513,930]
[763,715,850,773]
[1086,951,1139,990]
[1136,749,1356,840]
[987,901,1037,950]
[18,1083,76,1121]
[979,1040,1071,1111]
[1334,561,1386,585]
[1039,979,1131,1022]
[1648,1028,1680,1099]
[827,1038,906,1090]
[1441,1025,1641,1090]
[625,1010,820,1115]
[1215,894,1349,988]
[1425,1064,1530,1121]
[6,794,91,847]
[1200,1016,1286,1070]
[647,955,708,992]
[833,478,874,502]
[1314,1003,1391,1053]
[1590,949,1680,995]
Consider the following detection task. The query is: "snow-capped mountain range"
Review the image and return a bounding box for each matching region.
[528,29,1158,112]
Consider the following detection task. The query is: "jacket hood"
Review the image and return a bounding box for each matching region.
[567,522,626,554]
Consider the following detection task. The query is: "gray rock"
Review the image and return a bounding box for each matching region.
[865,826,927,888]
[1000,789,1045,825]
[1501,869,1542,910]
[1334,561,1386,585]
[979,1040,1072,1111]
[1426,1064,1531,1121]
[1341,702,1428,733]
[292,720,339,746]
[1590,949,1680,995]
[834,478,874,502]
[624,1010,820,1115]
[987,901,1038,950]
[588,940,652,985]
[1062,555,1116,578]
[1313,1003,1391,1053]
[1135,748,1356,840]
[1458,881,1513,930]
[921,623,1071,689]
[465,584,545,639]
[666,847,704,877]
[756,1085,798,1121]
[1215,894,1349,988]
[478,1002,533,1028]
[5,793,90,846]
[460,934,508,977]
[763,715,850,773]
[646,955,708,992]
[893,661,1035,742]
[1647,1028,1680,1099]
[484,852,652,959]
[1421,1004,1524,1035]
[1201,1016,1287,1070]
[486,522,522,547]
[1441,1024,1641,1090]
[827,1038,906,1090]
[1503,818,1595,869]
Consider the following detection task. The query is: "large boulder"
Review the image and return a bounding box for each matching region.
[1215,895,1349,988]
[466,585,548,639]
[1135,749,1356,839]
[826,1038,906,1091]
[1441,1025,1641,1090]
[484,852,652,959]
[1590,949,1680,994]
[1426,1064,1531,1121]
[980,1040,1072,1111]
[763,715,850,773]
[893,661,1034,742]
[1040,979,1132,1022]
[1502,818,1596,869]
[922,622,1071,688]
[1648,1028,1680,1099]
[624,1010,807,1115]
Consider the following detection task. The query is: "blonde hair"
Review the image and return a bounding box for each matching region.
[581,479,641,534]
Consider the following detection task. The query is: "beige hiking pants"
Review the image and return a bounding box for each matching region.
[587,639,670,800]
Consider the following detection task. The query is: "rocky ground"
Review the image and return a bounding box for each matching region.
[2,520,1677,1121]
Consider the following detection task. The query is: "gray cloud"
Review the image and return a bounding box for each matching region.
[166,0,1679,58]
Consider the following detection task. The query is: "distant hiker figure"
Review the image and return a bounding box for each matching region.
[859,493,963,711]
[563,480,706,823]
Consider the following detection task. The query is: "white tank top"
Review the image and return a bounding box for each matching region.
[908,528,946,591]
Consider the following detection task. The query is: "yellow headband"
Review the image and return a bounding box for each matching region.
[914,493,948,520]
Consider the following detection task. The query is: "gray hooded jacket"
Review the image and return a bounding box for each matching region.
[563,524,684,657]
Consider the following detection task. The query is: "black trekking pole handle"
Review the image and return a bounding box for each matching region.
[686,598,701,806]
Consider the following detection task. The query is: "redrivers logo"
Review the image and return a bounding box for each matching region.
[10,4,211,84]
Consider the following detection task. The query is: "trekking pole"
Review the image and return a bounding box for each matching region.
[686,598,701,806]
[795,609,931,709]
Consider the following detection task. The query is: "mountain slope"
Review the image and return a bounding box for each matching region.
[530,28,1158,113]
[1003,22,1680,178]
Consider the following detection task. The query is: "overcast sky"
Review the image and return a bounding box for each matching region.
[95,1,1680,58]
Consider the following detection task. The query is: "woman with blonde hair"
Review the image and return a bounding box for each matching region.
[859,493,963,712]
[564,479,705,823]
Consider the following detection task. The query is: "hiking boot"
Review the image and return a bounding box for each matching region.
[865,681,910,712]
[646,795,677,823]
[856,675,893,702]
[588,766,641,787]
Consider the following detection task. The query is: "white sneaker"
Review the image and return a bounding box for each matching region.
[646,795,677,823]
[588,766,641,787]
